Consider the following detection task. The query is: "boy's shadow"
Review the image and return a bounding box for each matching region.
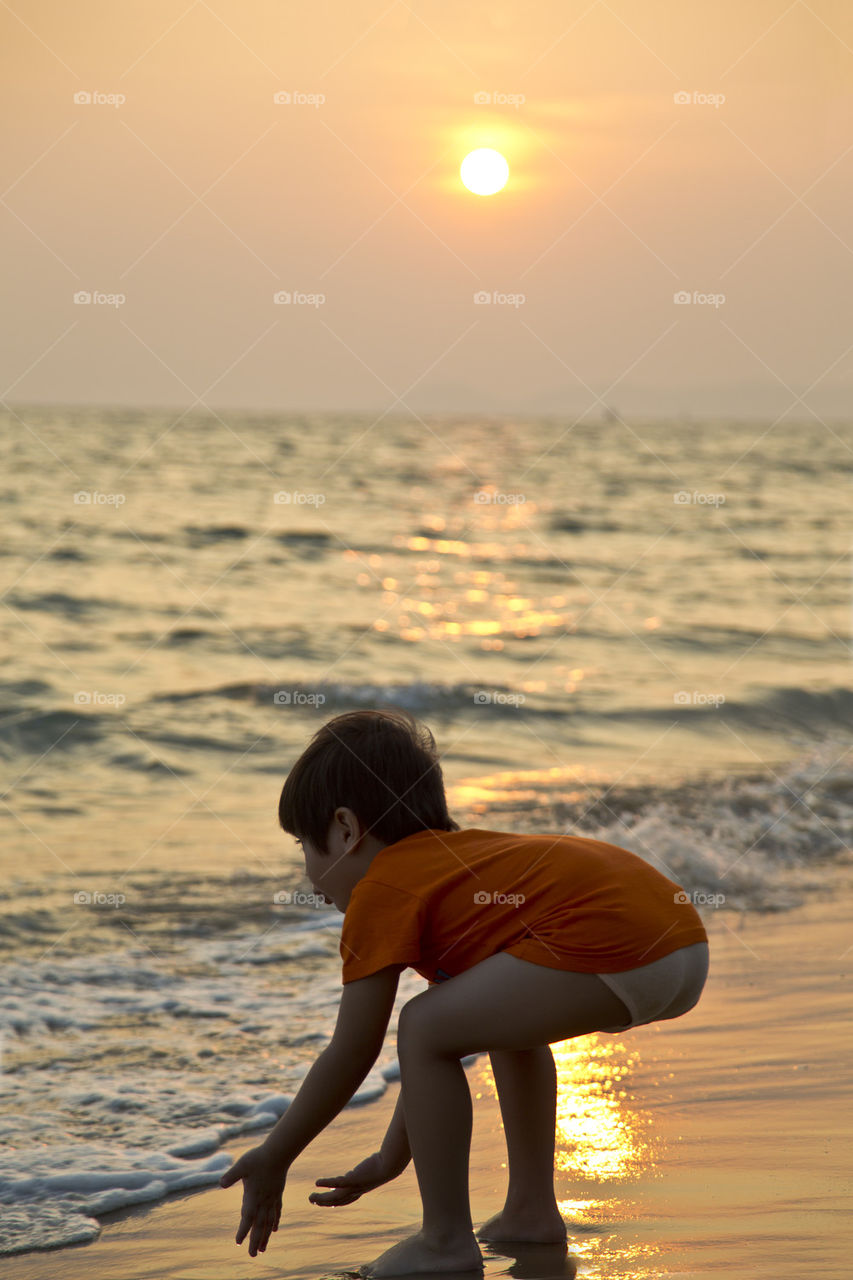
[481,1240,577,1279]
[343,1241,577,1280]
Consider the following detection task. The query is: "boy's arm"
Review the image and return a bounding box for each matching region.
[260,965,403,1169]
[378,1090,411,1171]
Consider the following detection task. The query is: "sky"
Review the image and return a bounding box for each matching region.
[1,0,852,420]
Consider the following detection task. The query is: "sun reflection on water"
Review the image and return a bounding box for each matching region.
[348,525,583,645]
[551,1035,659,1182]
[450,766,604,815]
[479,1033,667,1278]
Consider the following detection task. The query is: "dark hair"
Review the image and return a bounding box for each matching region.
[278,708,459,853]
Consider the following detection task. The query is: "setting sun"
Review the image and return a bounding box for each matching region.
[460,148,509,195]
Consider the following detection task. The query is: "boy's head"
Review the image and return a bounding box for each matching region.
[278,707,458,858]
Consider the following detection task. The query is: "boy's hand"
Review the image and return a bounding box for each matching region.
[309,1150,407,1206]
[219,1144,288,1256]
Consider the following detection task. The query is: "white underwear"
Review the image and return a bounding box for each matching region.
[595,941,710,1032]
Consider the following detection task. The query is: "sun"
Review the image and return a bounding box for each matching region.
[460,148,509,196]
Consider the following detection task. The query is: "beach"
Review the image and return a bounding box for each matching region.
[7,862,851,1280]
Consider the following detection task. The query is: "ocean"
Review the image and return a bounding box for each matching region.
[1,405,851,1255]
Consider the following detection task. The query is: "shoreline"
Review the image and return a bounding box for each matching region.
[5,864,853,1280]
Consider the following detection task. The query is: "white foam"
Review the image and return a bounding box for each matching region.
[0,936,424,1259]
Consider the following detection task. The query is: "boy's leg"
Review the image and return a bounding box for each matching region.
[365,952,631,1276]
[480,1046,566,1241]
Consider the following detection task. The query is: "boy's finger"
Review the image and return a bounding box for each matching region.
[250,1213,272,1255]
[310,1189,359,1206]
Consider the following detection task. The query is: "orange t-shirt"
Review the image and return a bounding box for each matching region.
[340,827,708,984]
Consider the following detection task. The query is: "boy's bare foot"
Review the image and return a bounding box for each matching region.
[362,1228,483,1277]
[476,1207,567,1243]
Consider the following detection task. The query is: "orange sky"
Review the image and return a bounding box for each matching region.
[1,0,852,418]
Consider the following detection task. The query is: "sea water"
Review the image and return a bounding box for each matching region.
[1,406,851,1254]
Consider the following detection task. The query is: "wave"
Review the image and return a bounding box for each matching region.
[0,708,104,756]
[3,591,120,615]
[151,679,853,734]
[178,525,335,549]
[2,682,850,764]
[609,685,853,736]
[153,678,493,713]
[551,741,853,913]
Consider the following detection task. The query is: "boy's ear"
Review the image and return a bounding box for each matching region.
[333,805,366,851]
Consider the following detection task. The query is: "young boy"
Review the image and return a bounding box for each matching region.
[219,709,709,1275]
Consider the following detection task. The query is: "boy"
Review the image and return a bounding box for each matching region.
[219,709,709,1275]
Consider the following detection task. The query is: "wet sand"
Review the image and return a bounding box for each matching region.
[7,865,852,1280]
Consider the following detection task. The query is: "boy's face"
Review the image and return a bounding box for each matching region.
[301,836,341,910]
[298,807,384,913]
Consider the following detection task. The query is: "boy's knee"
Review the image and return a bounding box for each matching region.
[397,991,440,1057]
[397,992,427,1037]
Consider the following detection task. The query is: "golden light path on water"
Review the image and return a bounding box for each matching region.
[480,1035,669,1279]
[451,767,599,815]
[343,505,662,649]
